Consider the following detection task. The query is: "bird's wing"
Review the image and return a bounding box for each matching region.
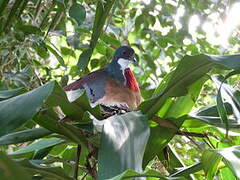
[63,69,108,91]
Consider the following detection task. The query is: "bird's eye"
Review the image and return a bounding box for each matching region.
[122,51,127,55]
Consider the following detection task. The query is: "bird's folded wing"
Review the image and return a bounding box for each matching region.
[64,69,108,91]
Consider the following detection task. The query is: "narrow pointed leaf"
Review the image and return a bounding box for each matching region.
[0,81,55,137]
[10,137,65,155]
[46,44,66,67]
[0,128,51,145]
[140,54,240,118]
[15,158,74,180]
[0,87,23,99]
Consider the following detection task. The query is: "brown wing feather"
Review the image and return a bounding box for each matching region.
[64,69,107,91]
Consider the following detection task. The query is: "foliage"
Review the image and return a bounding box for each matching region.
[1,0,240,179]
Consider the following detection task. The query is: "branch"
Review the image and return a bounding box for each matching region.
[152,116,208,138]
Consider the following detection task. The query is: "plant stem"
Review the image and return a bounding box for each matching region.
[74,145,81,180]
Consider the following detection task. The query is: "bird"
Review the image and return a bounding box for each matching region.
[64,46,142,115]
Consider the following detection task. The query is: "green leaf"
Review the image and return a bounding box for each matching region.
[108,169,167,180]
[46,44,66,67]
[77,0,116,69]
[216,85,229,133]
[97,111,149,179]
[102,34,121,47]
[143,117,185,168]
[32,40,49,59]
[143,77,205,167]
[202,146,240,179]
[170,163,203,178]
[190,77,240,129]
[10,137,65,155]
[161,145,187,174]
[0,152,31,180]
[0,128,51,145]
[15,24,42,35]
[77,48,93,70]
[140,54,240,118]
[220,168,236,180]
[69,2,86,26]
[201,151,222,179]
[0,87,23,99]
[16,158,74,180]
[0,81,55,137]
[34,108,89,145]
[48,86,102,120]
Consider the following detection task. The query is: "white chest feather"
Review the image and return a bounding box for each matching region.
[117,58,130,70]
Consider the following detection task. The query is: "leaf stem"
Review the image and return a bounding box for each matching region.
[74,144,81,180]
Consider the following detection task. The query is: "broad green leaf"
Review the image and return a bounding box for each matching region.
[69,2,86,26]
[0,81,55,137]
[10,137,65,155]
[201,151,222,179]
[97,111,149,180]
[143,117,185,168]
[0,152,31,180]
[140,54,240,118]
[0,87,23,99]
[202,146,240,179]
[220,168,236,180]
[0,128,51,145]
[48,85,102,120]
[15,158,74,180]
[143,78,205,167]
[34,108,88,145]
[215,146,240,178]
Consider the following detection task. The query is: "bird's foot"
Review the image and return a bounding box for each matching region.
[100,104,130,118]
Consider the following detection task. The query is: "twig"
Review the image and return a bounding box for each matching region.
[152,116,178,131]
[74,145,81,180]
[176,131,207,138]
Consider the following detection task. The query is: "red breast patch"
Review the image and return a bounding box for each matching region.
[124,68,140,92]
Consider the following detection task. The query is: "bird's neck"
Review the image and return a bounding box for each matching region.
[106,61,126,82]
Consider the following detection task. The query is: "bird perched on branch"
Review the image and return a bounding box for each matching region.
[64,46,142,115]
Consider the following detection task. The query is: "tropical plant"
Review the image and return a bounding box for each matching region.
[1,0,240,179]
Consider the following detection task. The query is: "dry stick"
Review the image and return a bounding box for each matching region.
[74,145,81,180]
[204,133,216,149]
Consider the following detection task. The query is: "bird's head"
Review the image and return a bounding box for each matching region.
[112,46,137,69]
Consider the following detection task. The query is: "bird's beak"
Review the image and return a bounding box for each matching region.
[130,56,138,65]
